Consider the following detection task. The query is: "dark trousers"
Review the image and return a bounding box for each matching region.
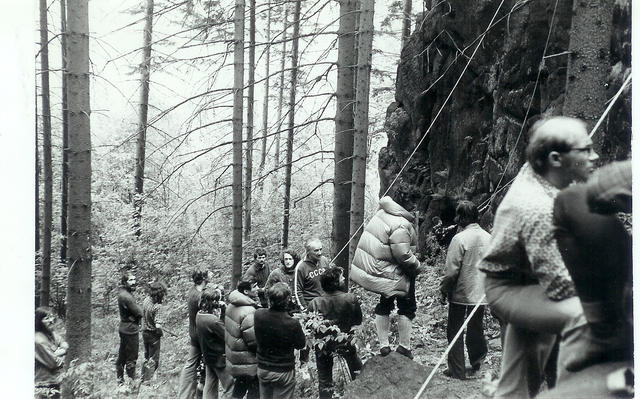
[116,332,139,381]
[374,278,417,320]
[316,345,362,399]
[231,375,259,399]
[142,330,161,381]
[446,303,487,379]
[258,368,296,399]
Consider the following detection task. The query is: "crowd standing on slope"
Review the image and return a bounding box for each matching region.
[35,116,632,399]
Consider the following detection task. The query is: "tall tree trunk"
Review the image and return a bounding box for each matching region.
[133,0,154,237]
[273,5,288,188]
[282,0,301,248]
[259,4,272,175]
[244,0,256,241]
[35,83,40,259]
[60,0,69,264]
[332,0,357,283]
[39,0,53,308]
[401,0,412,48]
[349,0,374,265]
[563,0,613,149]
[65,0,92,369]
[231,0,245,289]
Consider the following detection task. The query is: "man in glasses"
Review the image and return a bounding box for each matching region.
[477,116,599,398]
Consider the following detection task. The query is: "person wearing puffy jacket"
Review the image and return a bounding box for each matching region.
[224,280,259,399]
[350,188,421,359]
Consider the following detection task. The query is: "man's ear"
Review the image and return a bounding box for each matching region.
[547,151,563,168]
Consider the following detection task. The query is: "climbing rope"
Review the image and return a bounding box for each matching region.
[589,73,632,138]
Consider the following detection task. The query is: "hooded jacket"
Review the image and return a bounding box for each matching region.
[350,196,419,298]
[224,289,258,376]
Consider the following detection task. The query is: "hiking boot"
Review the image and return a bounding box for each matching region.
[379,346,391,356]
[396,345,413,359]
[443,368,465,380]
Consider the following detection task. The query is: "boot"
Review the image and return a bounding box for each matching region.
[375,315,390,355]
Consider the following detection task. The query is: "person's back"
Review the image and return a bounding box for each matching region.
[308,291,362,333]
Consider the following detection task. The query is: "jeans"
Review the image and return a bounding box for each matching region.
[484,276,583,398]
[231,375,259,399]
[179,344,202,399]
[203,364,234,399]
[316,345,362,399]
[446,303,487,379]
[374,277,417,320]
[142,330,161,381]
[116,332,139,381]
[257,368,296,399]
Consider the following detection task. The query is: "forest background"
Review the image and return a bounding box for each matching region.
[2,0,638,397]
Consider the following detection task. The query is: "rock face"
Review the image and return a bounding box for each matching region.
[380,0,631,237]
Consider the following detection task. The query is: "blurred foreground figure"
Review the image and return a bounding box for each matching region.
[478,116,599,398]
[553,160,632,373]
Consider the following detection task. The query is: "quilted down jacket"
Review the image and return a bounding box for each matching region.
[350,196,419,298]
[224,290,258,376]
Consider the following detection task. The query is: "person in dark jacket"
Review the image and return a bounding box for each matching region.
[141,281,167,382]
[116,272,143,383]
[35,307,67,399]
[225,280,260,399]
[254,283,307,399]
[242,248,271,307]
[308,267,363,399]
[265,248,301,311]
[439,201,490,379]
[350,184,422,358]
[196,287,234,399]
[294,237,333,309]
[178,267,209,399]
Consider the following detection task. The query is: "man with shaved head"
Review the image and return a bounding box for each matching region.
[478,116,599,398]
[294,237,333,309]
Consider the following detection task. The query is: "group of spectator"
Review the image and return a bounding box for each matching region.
[35,116,632,399]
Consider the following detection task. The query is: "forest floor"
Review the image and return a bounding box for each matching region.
[62,249,506,399]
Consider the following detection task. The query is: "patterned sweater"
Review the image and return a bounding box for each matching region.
[478,163,576,300]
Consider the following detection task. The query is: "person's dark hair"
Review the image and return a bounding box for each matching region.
[267,282,290,310]
[35,307,55,340]
[455,200,478,227]
[149,281,167,304]
[525,117,583,175]
[192,267,208,285]
[320,267,343,293]
[280,248,300,267]
[254,248,267,259]
[199,287,222,313]
[389,181,419,212]
[237,280,252,294]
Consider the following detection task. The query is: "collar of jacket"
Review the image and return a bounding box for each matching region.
[228,289,258,306]
[379,196,415,222]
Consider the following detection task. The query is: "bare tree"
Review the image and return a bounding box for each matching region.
[244,0,256,240]
[65,0,92,367]
[349,0,374,265]
[259,2,272,175]
[133,0,155,237]
[401,0,412,48]
[332,0,357,281]
[60,0,69,263]
[232,0,246,289]
[39,0,53,307]
[282,0,301,248]
[272,5,288,188]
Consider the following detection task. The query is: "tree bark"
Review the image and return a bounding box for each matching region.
[39,0,53,308]
[133,0,154,237]
[60,0,69,264]
[332,0,357,282]
[282,0,301,248]
[349,0,374,265]
[259,3,272,176]
[231,0,245,289]
[563,0,613,149]
[244,0,256,241]
[401,0,412,48]
[65,0,92,368]
[273,5,288,189]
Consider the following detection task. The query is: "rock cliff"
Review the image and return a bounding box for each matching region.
[380,0,631,238]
